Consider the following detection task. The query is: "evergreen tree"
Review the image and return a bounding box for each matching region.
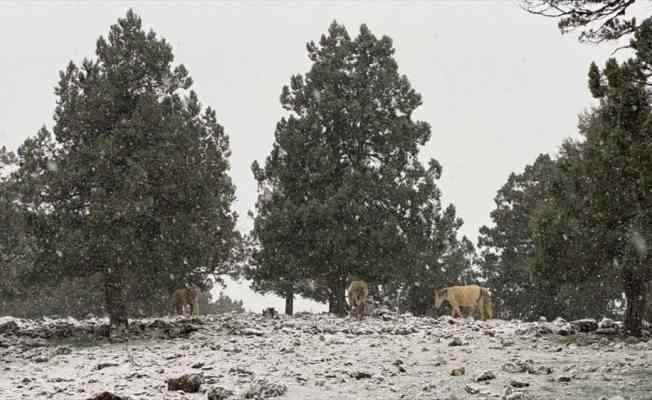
[479,155,558,319]
[250,22,445,316]
[0,146,24,306]
[199,290,245,314]
[12,10,239,333]
[522,24,652,334]
[390,204,477,316]
[538,42,652,334]
[479,154,623,320]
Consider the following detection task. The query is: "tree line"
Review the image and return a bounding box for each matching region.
[1,6,651,335]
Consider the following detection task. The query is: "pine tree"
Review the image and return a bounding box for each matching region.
[250,22,445,316]
[557,52,652,334]
[13,10,239,334]
[479,154,622,320]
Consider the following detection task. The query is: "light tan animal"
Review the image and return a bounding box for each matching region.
[433,285,492,320]
[347,280,369,320]
[170,287,200,316]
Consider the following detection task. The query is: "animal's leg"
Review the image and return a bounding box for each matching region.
[452,304,461,318]
[474,302,481,320]
[193,298,199,316]
[483,297,491,320]
[472,297,481,320]
[481,293,488,320]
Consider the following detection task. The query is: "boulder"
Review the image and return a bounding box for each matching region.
[167,373,202,393]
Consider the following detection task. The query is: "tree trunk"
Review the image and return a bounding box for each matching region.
[644,280,652,325]
[104,271,128,337]
[623,270,644,336]
[285,291,294,316]
[334,282,347,317]
[328,291,336,314]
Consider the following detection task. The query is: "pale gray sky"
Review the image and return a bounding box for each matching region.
[0,1,630,312]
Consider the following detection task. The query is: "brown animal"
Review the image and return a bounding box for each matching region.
[433,285,492,320]
[347,280,369,320]
[170,287,200,316]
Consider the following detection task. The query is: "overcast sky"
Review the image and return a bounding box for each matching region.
[0,2,632,312]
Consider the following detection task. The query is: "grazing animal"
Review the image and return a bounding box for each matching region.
[170,287,200,316]
[433,285,492,320]
[347,280,369,320]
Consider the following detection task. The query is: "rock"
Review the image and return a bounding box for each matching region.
[598,318,618,329]
[570,318,598,333]
[464,384,480,394]
[557,375,572,383]
[372,307,393,318]
[448,337,463,346]
[529,365,553,375]
[0,320,19,335]
[509,380,529,388]
[433,356,448,367]
[19,337,47,349]
[502,362,528,374]
[502,360,551,375]
[476,370,496,382]
[596,327,619,335]
[557,323,576,336]
[87,392,131,400]
[394,326,416,335]
[450,367,465,376]
[229,367,254,377]
[167,373,202,393]
[351,371,372,379]
[52,346,72,356]
[243,379,287,399]
[207,386,235,400]
[94,362,119,371]
[240,328,264,337]
[393,359,406,373]
[536,324,555,335]
[504,392,532,400]
[422,383,437,392]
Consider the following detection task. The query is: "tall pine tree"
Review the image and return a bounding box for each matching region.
[13,10,239,333]
[250,22,450,316]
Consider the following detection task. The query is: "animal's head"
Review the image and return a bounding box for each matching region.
[434,288,447,309]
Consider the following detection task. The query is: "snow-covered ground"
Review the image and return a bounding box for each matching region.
[1,313,651,400]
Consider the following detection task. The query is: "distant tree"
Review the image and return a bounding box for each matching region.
[520,26,652,334]
[388,204,478,316]
[536,44,652,334]
[478,155,557,320]
[0,146,25,308]
[478,154,622,320]
[522,0,641,43]
[249,22,446,316]
[12,10,239,333]
[199,290,244,314]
